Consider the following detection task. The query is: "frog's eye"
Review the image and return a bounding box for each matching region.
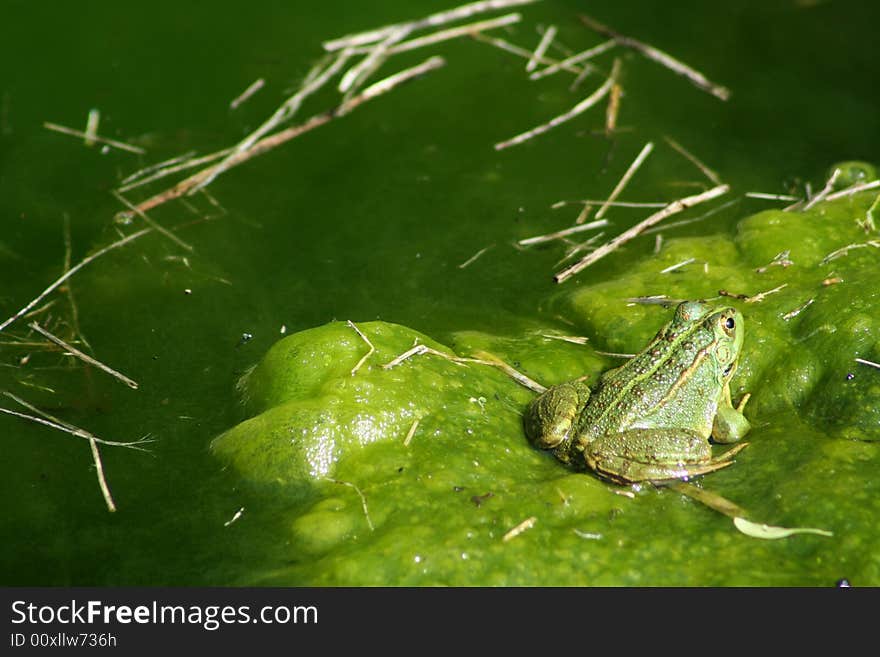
[720,314,736,336]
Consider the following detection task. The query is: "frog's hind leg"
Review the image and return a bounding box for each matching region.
[523,380,591,465]
[584,429,748,485]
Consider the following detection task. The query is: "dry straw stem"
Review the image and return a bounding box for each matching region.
[331,479,374,531]
[824,179,880,202]
[495,58,620,151]
[28,321,139,389]
[43,121,145,154]
[347,320,376,376]
[604,82,622,135]
[503,515,537,541]
[745,192,800,202]
[526,24,557,72]
[595,141,654,219]
[229,78,265,110]
[855,357,880,370]
[555,184,730,283]
[322,0,541,51]
[112,190,193,252]
[458,244,495,268]
[819,240,880,265]
[0,227,153,335]
[403,418,420,446]
[350,13,523,55]
[803,168,841,210]
[203,49,354,191]
[120,57,445,221]
[529,39,616,80]
[663,136,722,186]
[579,13,730,101]
[118,149,233,193]
[472,32,586,76]
[382,344,546,393]
[84,109,100,147]
[518,219,608,246]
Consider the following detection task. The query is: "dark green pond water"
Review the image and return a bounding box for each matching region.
[1,0,878,585]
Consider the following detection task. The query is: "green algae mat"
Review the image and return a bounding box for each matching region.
[1,1,879,586]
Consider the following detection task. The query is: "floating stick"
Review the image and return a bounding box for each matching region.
[529,40,616,80]
[824,179,880,202]
[745,192,800,202]
[0,227,153,335]
[43,121,145,154]
[595,141,654,219]
[555,184,729,282]
[347,320,376,375]
[112,190,193,252]
[28,321,139,389]
[503,515,537,541]
[229,78,265,110]
[579,13,730,101]
[84,109,100,146]
[472,32,586,76]
[525,24,557,72]
[803,168,841,210]
[518,219,608,246]
[664,136,721,186]
[120,57,445,220]
[323,0,541,51]
[495,59,620,150]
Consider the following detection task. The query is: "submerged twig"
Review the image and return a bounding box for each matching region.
[229,78,265,110]
[28,321,139,389]
[555,184,730,282]
[502,515,537,542]
[331,478,375,531]
[458,244,495,268]
[525,24,557,72]
[664,136,721,186]
[112,190,193,252]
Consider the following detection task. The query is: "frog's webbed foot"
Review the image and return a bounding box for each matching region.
[584,429,749,485]
[523,380,591,464]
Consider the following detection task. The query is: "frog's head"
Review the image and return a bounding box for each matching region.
[706,306,744,382]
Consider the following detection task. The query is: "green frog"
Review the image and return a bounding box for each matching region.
[524,300,750,484]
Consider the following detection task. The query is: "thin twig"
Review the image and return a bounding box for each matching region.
[112,190,194,252]
[0,227,153,335]
[855,357,880,370]
[322,0,541,51]
[117,149,233,193]
[88,438,116,512]
[604,82,622,136]
[495,58,620,150]
[595,141,654,219]
[471,32,586,75]
[820,240,880,265]
[659,257,696,274]
[579,13,730,101]
[0,393,152,450]
[229,78,265,110]
[518,219,609,246]
[502,515,537,541]
[803,167,841,210]
[555,184,729,282]
[664,136,721,186]
[824,179,880,202]
[119,57,445,220]
[529,40,616,80]
[403,418,420,446]
[84,109,100,147]
[745,192,801,202]
[526,24,557,72]
[458,244,495,268]
[202,49,354,191]
[552,199,666,209]
[61,215,90,351]
[331,479,374,531]
[28,321,139,389]
[347,320,376,375]
[782,298,814,321]
[351,12,522,55]
[43,121,145,154]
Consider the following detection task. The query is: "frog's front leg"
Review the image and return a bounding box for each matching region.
[584,429,748,484]
[523,380,591,465]
[712,384,751,444]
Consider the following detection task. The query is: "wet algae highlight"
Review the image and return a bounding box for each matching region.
[213,180,880,585]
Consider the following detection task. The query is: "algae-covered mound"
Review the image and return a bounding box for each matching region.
[212,169,880,585]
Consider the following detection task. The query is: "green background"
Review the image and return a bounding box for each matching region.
[1,0,878,585]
